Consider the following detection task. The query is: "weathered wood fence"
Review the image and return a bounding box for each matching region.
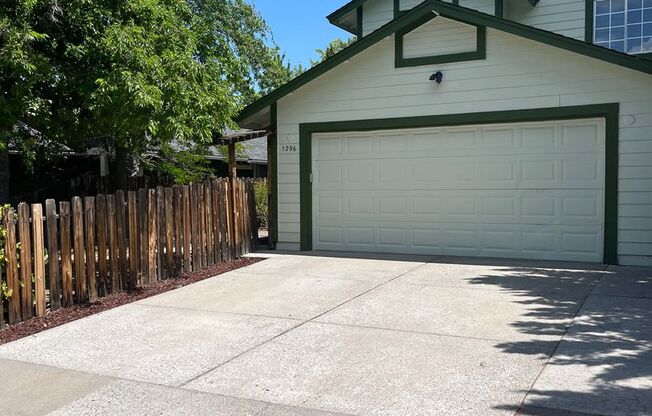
[0,178,258,326]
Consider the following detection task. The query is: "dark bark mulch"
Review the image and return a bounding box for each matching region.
[0,257,264,345]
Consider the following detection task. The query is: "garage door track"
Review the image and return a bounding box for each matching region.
[0,253,650,416]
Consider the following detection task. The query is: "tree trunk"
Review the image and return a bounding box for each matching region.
[112,145,140,192]
[0,148,11,204]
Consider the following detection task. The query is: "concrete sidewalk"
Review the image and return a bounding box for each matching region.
[0,253,649,416]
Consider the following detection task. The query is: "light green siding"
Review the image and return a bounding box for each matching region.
[505,0,586,41]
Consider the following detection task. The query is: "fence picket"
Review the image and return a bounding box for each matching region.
[84,197,97,301]
[204,182,214,267]
[181,185,191,273]
[5,208,20,323]
[155,187,165,280]
[18,203,33,319]
[172,186,182,275]
[127,191,138,289]
[137,189,148,287]
[115,190,127,291]
[32,204,46,316]
[107,195,119,292]
[190,184,200,270]
[96,195,108,297]
[45,200,61,310]
[148,189,158,283]
[164,188,174,277]
[59,202,73,307]
[72,197,86,303]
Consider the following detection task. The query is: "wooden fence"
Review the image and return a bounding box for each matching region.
[0,178,258,327]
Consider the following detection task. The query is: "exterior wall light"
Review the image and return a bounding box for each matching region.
[429,71,443,84]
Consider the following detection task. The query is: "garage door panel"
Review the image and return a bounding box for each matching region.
[316,154,603,190]
[315,121,603,161]
[313,119,605,262]
[315,189,603,226]
[313,222,603,262]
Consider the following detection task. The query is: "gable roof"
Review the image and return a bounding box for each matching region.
[238,0,652,127]
[327,0,368,35]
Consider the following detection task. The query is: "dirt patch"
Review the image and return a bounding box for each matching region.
[0,257,263,345]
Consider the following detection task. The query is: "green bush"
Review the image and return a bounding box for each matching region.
[253,180,269,229]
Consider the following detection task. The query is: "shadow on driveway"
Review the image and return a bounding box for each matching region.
[460,263,651,416]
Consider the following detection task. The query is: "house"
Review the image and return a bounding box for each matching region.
[237,0,652,266]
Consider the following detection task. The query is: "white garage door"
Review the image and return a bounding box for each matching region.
[312,119,605,262]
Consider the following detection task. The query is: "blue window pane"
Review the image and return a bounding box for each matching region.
[596,14,610,27]
[612,12,625,25]
[611,26,625,39]
[644,22,652,35]
[596,41,610,48]
[611,40,626,51]
[629,0,643,8]
[644,0,652,7]
[596,0,611,14]
[596,28,610,41]
[595,28,610,41]
[643,8,652,21]
[628,9,643,22]
[642,36,652,51]
[612,0,626,12]
[628,23,643,36]
[627,38,642,52]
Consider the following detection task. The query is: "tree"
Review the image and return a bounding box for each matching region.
[0,0,292,196]
[311,37,356,66]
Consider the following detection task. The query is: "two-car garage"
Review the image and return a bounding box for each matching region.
[311,118,606,262]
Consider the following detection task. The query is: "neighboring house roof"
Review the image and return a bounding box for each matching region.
[207,137,268,165]
[238,0,652,128]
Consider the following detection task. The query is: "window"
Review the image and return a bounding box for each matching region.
[594,0,652,54]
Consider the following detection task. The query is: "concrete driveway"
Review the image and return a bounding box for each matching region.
[0,252,650,416]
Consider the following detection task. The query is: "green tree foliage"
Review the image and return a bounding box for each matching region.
[0,0,292,184]
[311,37,356,66]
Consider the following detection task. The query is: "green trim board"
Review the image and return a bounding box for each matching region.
[269,102,278,247]
[585,0,594,42]
[327,0,368,35]
[495,0,504,18]
[395,13,486,67]
[357,6,364,39]
[299,103,620,264]
[238,0,651,124]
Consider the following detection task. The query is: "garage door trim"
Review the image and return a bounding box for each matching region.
[299,103,620,264]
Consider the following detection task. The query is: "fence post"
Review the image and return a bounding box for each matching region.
[59,202,73,307]
[204,181,214,267]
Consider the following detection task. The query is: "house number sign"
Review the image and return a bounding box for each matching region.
[281,144,298,153]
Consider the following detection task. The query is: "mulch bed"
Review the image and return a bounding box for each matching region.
[0,257,263,345]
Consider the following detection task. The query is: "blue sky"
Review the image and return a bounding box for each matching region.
[247,1,354,68]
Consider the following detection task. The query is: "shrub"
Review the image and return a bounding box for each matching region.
[253,180,269,229]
